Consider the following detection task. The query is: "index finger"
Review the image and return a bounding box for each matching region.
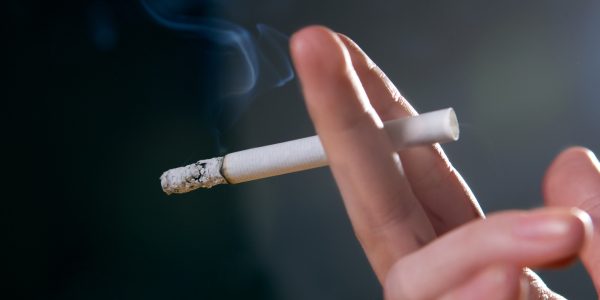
[290,26,436,283]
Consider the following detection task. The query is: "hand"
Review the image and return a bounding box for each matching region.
[290,26,599,299]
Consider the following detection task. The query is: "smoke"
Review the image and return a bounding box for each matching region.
[141,0,294,149]
[88,0,118,51]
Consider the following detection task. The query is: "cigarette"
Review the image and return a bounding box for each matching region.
[160,108,459,194]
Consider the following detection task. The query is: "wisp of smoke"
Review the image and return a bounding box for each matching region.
[141,0,295,149]
[88,0,118,51]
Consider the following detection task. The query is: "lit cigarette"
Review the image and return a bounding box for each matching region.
[160,108,459,194]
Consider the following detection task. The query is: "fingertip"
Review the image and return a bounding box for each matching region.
[336,32,362,54]
[335,32,380,81]
[570,207,595,256]
[290,25,328,57]
[547,146,598,175]
[563,208,590,252]
[290,25,349,79]
[515,208,589,261]
[532,209,588,269]
[543,146,600,207]
[290,26,379,133]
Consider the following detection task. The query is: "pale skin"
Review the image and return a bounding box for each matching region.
[290,26,600,299]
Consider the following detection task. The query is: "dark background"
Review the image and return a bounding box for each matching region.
[5,0,600,299]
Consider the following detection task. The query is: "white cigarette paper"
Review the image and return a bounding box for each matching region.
[160,108,459,194]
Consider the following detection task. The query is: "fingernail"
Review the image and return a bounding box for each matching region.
[513,210,576,239]
[569,207,594,253]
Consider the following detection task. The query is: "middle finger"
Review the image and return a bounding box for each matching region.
[338,34,483,235]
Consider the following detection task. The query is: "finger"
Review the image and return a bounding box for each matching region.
[438,265,522,300]
[290,26,436,282]
[337,34,483,235]
[384,208,590,300]
[543,146,600,290]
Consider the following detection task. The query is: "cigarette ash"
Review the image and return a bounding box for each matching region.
[160,157,226,194]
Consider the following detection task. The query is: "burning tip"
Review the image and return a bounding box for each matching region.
[160,157,227,194]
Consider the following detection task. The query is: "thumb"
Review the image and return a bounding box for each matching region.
[543,146,600,292]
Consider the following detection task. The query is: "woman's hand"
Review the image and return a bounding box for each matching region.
[290,26,598,299]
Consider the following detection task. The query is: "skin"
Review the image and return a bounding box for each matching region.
[290,26,600,299]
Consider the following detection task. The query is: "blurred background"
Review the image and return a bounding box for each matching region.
[5,0,600,298]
